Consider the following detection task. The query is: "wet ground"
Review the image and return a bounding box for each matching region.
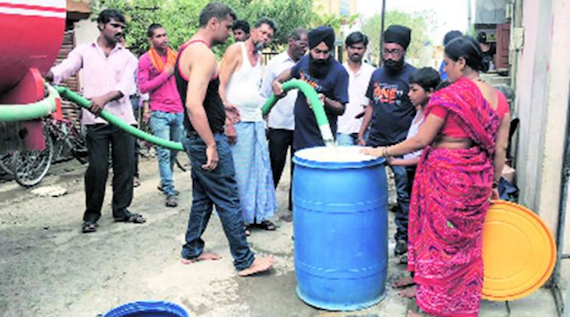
[0,157,560,317]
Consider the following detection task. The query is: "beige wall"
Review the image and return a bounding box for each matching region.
[513,0,570,252]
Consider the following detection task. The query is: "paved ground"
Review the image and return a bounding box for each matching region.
[0,156,561,317]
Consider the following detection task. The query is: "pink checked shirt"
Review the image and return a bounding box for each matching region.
[51,41,138,125]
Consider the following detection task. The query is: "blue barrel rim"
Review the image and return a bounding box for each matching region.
[102,300,189,317]
[293,146,385,169]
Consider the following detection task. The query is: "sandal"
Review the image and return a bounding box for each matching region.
[82,221,98,233]
[256,220,276,231]
[114,213,146,224]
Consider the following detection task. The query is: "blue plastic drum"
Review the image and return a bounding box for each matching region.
[102,300,189,317]
[292,146,388,311]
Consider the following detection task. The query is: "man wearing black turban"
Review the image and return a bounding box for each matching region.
[271,26,349,151]
[358,24,417,259]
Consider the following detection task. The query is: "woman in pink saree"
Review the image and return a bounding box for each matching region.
[363,36,511,316]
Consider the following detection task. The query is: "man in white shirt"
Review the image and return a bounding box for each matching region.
[260,28,308,213]
[337,31,375,146]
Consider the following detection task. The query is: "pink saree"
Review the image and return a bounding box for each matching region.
[408,78,501,316]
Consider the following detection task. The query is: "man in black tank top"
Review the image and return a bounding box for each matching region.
[175,2,273,276]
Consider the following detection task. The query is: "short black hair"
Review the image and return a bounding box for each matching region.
[254,17,278,33]
[409,67,441,92]
[232,20,250,33]
[97,9,126,25]
[147,23,164,38]
[199,2,237,27]
[345,31,368,47]
[443,30,462,46]
[289,27,308,41]
[445,36,484,72]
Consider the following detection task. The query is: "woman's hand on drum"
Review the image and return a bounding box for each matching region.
[361,147,383,157]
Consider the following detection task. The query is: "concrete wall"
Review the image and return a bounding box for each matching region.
[74,19,98,46]
[514,0,570,247]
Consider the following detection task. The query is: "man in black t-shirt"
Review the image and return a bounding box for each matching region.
[358,25,416,257]
[272,26,349,151]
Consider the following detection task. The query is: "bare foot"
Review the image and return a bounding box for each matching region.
[398,285,417,298]
[180,252,222,264]
[392,276,415,289]
[238,256,274,277]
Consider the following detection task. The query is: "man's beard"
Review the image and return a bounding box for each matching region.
[309,55,332,79]
[383,58,405,72]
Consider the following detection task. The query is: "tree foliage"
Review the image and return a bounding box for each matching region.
[92,0,316,56]
[361,10,436,65]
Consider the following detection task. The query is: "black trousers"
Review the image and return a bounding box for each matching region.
[84,124,135,223]
[268,128,294,209]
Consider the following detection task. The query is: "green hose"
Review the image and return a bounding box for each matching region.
[261,79,334,146]
[55,86,185,151]
[54,80,333,151]
[0,85,59,121]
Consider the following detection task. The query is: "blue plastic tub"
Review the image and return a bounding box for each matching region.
[292,146,388,311]
[102,300,189,317]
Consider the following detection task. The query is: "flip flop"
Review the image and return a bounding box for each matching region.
[114,213,146,224]
[256,220,276,231]
[82,222,98,233]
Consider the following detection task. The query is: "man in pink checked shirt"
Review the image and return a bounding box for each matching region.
[137,23,184,208]
[46,9,146,233]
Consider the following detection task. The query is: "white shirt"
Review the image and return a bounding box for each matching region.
[260,51,298,130]
[403,110,425,160]
[337,62,375,134]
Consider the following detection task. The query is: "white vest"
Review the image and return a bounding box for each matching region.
[226,42,263,122]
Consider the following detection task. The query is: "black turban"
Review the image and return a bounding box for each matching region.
[384,25,411,50]
[308,26,335,50]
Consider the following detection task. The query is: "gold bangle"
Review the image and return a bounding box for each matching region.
[385,146,390,157]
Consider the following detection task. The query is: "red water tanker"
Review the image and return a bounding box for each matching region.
[0,0,66,150]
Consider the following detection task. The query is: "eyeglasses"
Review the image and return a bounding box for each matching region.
[382,48,402,56]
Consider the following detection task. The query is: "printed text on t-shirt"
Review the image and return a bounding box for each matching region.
[372,82,404,105]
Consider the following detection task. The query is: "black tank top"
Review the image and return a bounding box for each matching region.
[175,40,225,135]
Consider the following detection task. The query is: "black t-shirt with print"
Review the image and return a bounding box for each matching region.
[291,55,349,150]
[365,63,417,147]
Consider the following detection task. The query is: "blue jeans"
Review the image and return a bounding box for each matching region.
[181,133,255,271]
[336,133,358,146]
[389,163,410,241]
[150,111,184,196]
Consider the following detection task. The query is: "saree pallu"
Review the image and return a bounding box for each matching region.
[408,78,501,317]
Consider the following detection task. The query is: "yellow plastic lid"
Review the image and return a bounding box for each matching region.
[482,200,556,301]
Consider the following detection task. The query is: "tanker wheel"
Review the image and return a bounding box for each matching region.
[13,132,54,188]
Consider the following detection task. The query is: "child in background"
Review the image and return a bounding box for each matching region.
[388,67,440,268]
[388,67,441,182]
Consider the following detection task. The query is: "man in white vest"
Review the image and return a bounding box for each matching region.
[219,17,278,235]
